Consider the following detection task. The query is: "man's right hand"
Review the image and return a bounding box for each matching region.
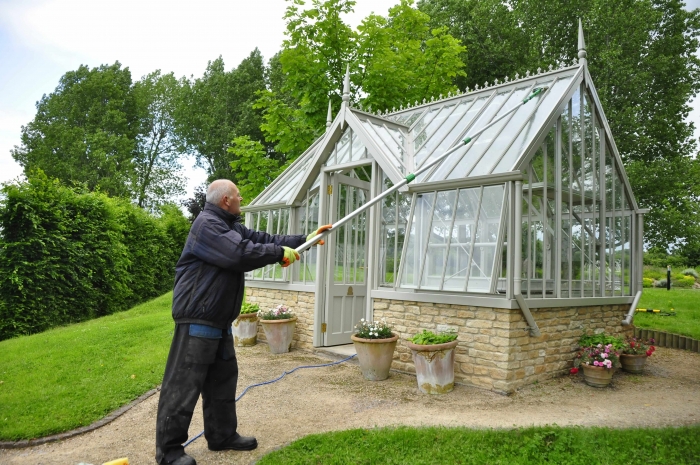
[280,247,300,267]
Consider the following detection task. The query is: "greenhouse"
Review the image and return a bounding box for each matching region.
[244,24,644,392]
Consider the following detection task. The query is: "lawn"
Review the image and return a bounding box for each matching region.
[636,288,700,340]
[0,292,174,440]
[257,425,700,465]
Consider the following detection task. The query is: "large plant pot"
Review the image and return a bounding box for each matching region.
[351,333,399,381]
[260,317,297,354]
[619,354,647,374]
[232,313,258,347]
[406,339,459,394]
[581,364,614,388]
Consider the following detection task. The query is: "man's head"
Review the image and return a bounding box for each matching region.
[206,179,243,215]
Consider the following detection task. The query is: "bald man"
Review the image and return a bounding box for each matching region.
[155,180,317,465]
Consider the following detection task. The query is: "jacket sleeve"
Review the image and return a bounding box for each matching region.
[237,223,308,248]
[187,217,294,272]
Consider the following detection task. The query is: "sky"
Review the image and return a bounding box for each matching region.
[1,0,699,202]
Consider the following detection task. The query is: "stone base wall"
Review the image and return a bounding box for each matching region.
[374,299,634,394]
[245,288,315,350]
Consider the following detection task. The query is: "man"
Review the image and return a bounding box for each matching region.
[155,179,329,465]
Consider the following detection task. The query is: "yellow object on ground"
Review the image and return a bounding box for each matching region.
[102,459,129,465]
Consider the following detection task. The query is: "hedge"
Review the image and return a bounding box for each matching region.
[0,174,190,340]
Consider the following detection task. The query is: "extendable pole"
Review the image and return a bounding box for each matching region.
[295,87,548,254]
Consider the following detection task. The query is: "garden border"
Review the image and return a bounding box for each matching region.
[0,388,159,449]
[634,328,700,352]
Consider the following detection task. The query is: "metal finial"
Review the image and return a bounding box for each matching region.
[504,76,509,83]
[475,84,480,90]
[342,64,350,106]
[515,72,520,80]
[537,67,542,74]
[326,100,332,129]
[578,18,588,65]
[548,64,554,71]
[526,70,530,77]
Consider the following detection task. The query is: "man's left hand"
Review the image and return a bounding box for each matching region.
[306,224,332,246]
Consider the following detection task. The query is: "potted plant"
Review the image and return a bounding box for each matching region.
[406,330,459,394]
[351,318,398,381]
[619,336,656,373]
[574,343,620,388]
[232,302,259,347]
[258,304,297,354]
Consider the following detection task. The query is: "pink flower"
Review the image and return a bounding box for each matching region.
[601,353,608,359]
[593,361,600,366]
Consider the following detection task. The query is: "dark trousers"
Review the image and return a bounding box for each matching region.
[155,323,238,464]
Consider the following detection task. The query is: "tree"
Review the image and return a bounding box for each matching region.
[12,62,139,198]
[176,49,269,181]
[255,0,466,161]
[228,135,288,203]
[417,0,531,91]
[132,71,186,210]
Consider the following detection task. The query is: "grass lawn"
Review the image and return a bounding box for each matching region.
[0,292,174,441]
[636,288,700,340]
[257,425,700,465]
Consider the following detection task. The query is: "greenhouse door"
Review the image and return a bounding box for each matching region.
[324,173,370,346]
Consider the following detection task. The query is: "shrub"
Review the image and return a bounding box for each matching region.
[672,274,695,288]
[0,174,190,340]
[654,279,668,288]
[642,266,664,281]
[642,278,654,288]
[681,268,699,279]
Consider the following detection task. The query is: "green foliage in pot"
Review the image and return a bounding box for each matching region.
[410,330,458,345]
[578,332,624,350]
[240,302,260,315]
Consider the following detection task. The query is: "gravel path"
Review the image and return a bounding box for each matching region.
[1,345,699,465]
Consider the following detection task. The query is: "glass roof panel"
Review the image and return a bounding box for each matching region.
[414,103,457,153]
[441,90,511,180]
[492,74,575,173]
[415,99,472,167]
[467,84,542,177]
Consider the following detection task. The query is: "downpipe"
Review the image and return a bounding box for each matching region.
[621,291,642,326]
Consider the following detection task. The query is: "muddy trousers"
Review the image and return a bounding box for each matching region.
[155,323,238,464]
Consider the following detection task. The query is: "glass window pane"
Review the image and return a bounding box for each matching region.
[421,190,457,289]
[467,185,504,292]
[443,188,480,291]
[400,193,435,288]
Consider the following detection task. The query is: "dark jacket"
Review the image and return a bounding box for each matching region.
[171,202,306,329]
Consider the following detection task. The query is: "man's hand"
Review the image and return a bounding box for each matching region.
[306,224,333,246]
[280,247,300,267]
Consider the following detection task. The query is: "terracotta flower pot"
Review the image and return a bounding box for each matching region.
[581,364,614,388]
[260,317,297,354]
[619,354,647,374]
[406,339,459,394]
[232,313,258,347]
[350,333,399,381]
